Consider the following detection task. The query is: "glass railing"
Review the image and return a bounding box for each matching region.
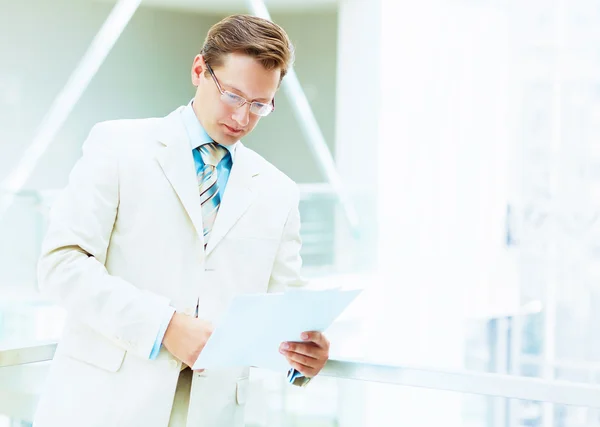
[3,343,600,426]
[0,184,358,426]
[4,186,600,426]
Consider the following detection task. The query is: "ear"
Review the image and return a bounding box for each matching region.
[191,55,207,87]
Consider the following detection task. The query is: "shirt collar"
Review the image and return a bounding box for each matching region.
[181,99,238,163]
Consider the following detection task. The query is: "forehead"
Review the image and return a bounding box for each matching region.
[214,53,280,100]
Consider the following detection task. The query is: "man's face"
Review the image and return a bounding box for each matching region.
[191,52,280,146]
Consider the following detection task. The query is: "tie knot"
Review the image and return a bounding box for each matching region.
[198,142,228,167]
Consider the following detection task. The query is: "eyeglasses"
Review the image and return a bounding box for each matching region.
[205,62,275,117]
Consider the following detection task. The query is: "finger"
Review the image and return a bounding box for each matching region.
[280,342,325,359]
[281,349,319,369]
[300,331,329,349]
[286,358,318,378]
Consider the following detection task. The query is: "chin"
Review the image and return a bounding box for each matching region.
[217,133,235,144]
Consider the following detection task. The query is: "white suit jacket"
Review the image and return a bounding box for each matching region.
[33,106,306,427]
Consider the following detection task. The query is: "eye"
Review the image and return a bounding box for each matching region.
[223,91,243,105]
[251,102,273,116]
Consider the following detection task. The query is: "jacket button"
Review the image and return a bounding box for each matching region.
[169,359,179,369]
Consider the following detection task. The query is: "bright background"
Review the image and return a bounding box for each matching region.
[2,0,600,426]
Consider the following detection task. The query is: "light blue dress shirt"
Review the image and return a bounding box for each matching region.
[148,101,236,360]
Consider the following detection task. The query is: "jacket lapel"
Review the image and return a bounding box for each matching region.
[205,143,260,255]
[155,106,206,247]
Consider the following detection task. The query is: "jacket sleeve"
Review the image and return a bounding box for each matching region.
[37,123,174,359]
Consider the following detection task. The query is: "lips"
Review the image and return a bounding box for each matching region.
[223,124,242,133]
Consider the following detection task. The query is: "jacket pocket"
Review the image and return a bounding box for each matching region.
[59,322,127,372]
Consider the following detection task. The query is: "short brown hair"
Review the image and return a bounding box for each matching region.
[200,14,294,83]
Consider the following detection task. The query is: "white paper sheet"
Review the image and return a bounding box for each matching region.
[192,288,362,371]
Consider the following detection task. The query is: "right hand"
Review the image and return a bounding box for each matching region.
[163,312,214,369]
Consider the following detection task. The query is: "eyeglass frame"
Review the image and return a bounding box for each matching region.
[205,62,275,117]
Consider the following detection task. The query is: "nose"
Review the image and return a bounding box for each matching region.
[231,103,251,128]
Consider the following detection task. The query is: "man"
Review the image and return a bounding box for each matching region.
[33,14,329,427]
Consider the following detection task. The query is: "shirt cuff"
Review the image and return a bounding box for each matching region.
[287,368,311,387]
[149,307,176,360]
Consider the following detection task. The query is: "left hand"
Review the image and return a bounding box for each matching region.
[280,331,330,377]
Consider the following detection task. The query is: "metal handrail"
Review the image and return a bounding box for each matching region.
[0,343,57,368]
[2,343,600,408]
[321,359,600,408]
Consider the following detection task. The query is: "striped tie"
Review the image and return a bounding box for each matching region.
[197,142,229,248]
